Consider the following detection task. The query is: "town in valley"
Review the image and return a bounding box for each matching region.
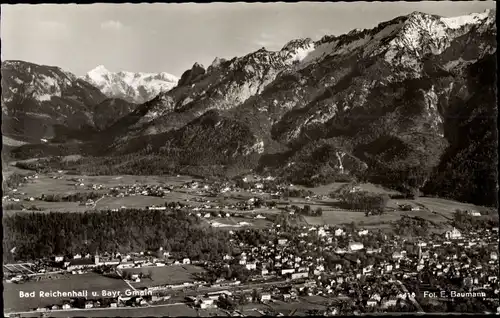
[3,169,499,317]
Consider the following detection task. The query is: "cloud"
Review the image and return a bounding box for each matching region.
[100,20,124,31]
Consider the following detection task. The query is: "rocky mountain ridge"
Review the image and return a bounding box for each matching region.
[103,9,496,206]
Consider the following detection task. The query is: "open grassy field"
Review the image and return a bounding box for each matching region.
[298,182,401,197]
[297,181,491,228]
[2,171,201,213]
[239,296,329,316]
[4,169,492,228]
[78,174,200,188]
[3,273,130,313]
[15,303,223,317]
[95,196,167,210]
[304,207,453,226]
[3,135,29,147]
[123,265,205,288]
[414,197,486,214]
[5,172,198,195]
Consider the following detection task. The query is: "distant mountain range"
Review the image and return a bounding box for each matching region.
[81,65,178,104]
[1,62,178,142]
[3,9,497,207]
[1,60,110,142]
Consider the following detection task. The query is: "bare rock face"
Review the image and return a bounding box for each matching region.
[177,62,206,87]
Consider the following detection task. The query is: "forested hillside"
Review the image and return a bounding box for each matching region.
[3,209,231,263]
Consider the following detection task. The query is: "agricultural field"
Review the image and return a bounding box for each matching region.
[304,204,453,227]
[2,171,200,214]
[239,296,329,316]
[296,181,491,228]
[122,265,205,289]
[3,272,130,313]
[94,196,167,210]
[413,197,488,215]
[300,182,400,197]
[14,303,221,317]
[5,172,198,196]
[3,136,28,147]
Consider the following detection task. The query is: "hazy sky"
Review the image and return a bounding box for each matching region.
[1,2,496,77]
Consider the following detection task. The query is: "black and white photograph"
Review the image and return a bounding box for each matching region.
[1,1,498,317]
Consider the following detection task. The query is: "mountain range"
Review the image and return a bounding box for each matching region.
[2,9,497,207]
[81,65,178,104]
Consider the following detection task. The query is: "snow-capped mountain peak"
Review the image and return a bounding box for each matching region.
[281,38,316,63]
[86,65,112,82]
[440,9,492,29]
[81,66,178,103]
[91,64,109,73]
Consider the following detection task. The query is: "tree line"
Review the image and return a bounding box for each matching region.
[392,215,433,237]
[4,172,31,189]
[39,191,102,203]
[452,209,499,231]
[286,204,323,216]
[334,190,389,213]
[3,209,232,263]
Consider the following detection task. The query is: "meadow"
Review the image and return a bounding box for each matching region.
[2,172,200,213]
[238,296,329,316]
[122,265,205,289]
[4,168,491,229]
[296,181,489,228]
[3,272,130,313]
[15,303,220,317]
[303,209,449,226]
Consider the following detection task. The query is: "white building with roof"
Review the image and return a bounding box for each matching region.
[445,227,462,240]
[334,228,344,236]
[348,242,364,251]
[467,210,481,217]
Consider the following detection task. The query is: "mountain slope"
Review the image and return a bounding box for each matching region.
[8,10,497,207]
[102,9,496,206]
[81,65,178,104]
[105,40,318,140]
[422,53,498,206]
[1,60,107,142]
[1,60,139,145]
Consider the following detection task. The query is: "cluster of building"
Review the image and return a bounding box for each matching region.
[182,178,282,198]
[48,250,197,275]
[204,222,499,313]
[34,292,172,312]
[108,184,174,198]
[13,219,500,315]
